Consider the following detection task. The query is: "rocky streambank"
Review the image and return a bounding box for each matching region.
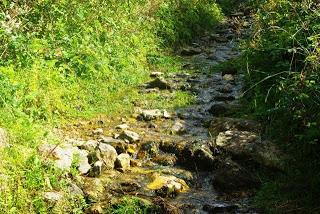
[39,12,283,213]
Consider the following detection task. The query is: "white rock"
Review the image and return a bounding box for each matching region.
[139,109,171,121]
[171,121,185,134]
[44,192,63,202]
[119,130,140,143]
[98,143,117,169]
[89,161,104,177]
[80,140,98,152]
[92,128,104,135]
[39,144,90,172]
[115,124,129,130]
[115,153,131,171]
[77,150,91,174]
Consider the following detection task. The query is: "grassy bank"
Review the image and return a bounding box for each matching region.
[241,0,320,212]
[0,0,222,213]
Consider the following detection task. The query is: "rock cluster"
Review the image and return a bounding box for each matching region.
[39,132,139,177]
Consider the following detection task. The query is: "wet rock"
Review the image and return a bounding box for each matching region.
[80,140,98,152]
[203,203,238,213]
[160,141,189,163]
[150,71,164,78]
[181,47,202,56]
[209,117,261,137]
[146,78,172,90]
[208,103,241,117]
[119,181,141,192]
[115,124,129,130]
[152,153,177,166]
[115,153,131,172]
[213,94,235,102]
[0,128,8,148]
[139,109,171,121]
[44,192,63,202]
[210,34,228,43]
[140,141,159,157]
[154,198,182,214]
[160,168,194,183]
[171,121,186,134]
[98,143,117,169]
[221,67,238,76]
[215,130,261,157]
[147,174,189,198]
[99,137,126,154]
[88,161,104,177]
[222,74,235,81]
[208,103,228,116]
[212,160,260,192]
[118,130,140,143]
[217,83,233,93]
[186,77,201,83]
[193,146,217,169]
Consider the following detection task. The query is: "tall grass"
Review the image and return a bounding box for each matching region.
[242,0,320,212]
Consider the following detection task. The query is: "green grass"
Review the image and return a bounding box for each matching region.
[0,0,222,213]
[109,197,158,214]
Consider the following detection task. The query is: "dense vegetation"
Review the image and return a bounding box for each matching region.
[0,0,222,213]
[1,0,319,213]
[243,0,320,212]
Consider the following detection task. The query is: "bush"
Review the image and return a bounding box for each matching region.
[243,0,320,212]
[245,0,320,143]
[156,0,222,45]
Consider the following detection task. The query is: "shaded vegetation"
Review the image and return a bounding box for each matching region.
[241,0,320,212]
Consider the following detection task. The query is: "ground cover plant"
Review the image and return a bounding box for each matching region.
[0,0,222,213]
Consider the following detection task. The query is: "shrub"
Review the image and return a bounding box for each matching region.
[243,0,320,211]
[245,0,320,144]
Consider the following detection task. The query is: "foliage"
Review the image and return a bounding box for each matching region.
[216,0,246,14]
[245,0,320,143]
[110,197,158,214]
[0,0,222,213]
[242,0,320,212]
[155,0,223,46]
